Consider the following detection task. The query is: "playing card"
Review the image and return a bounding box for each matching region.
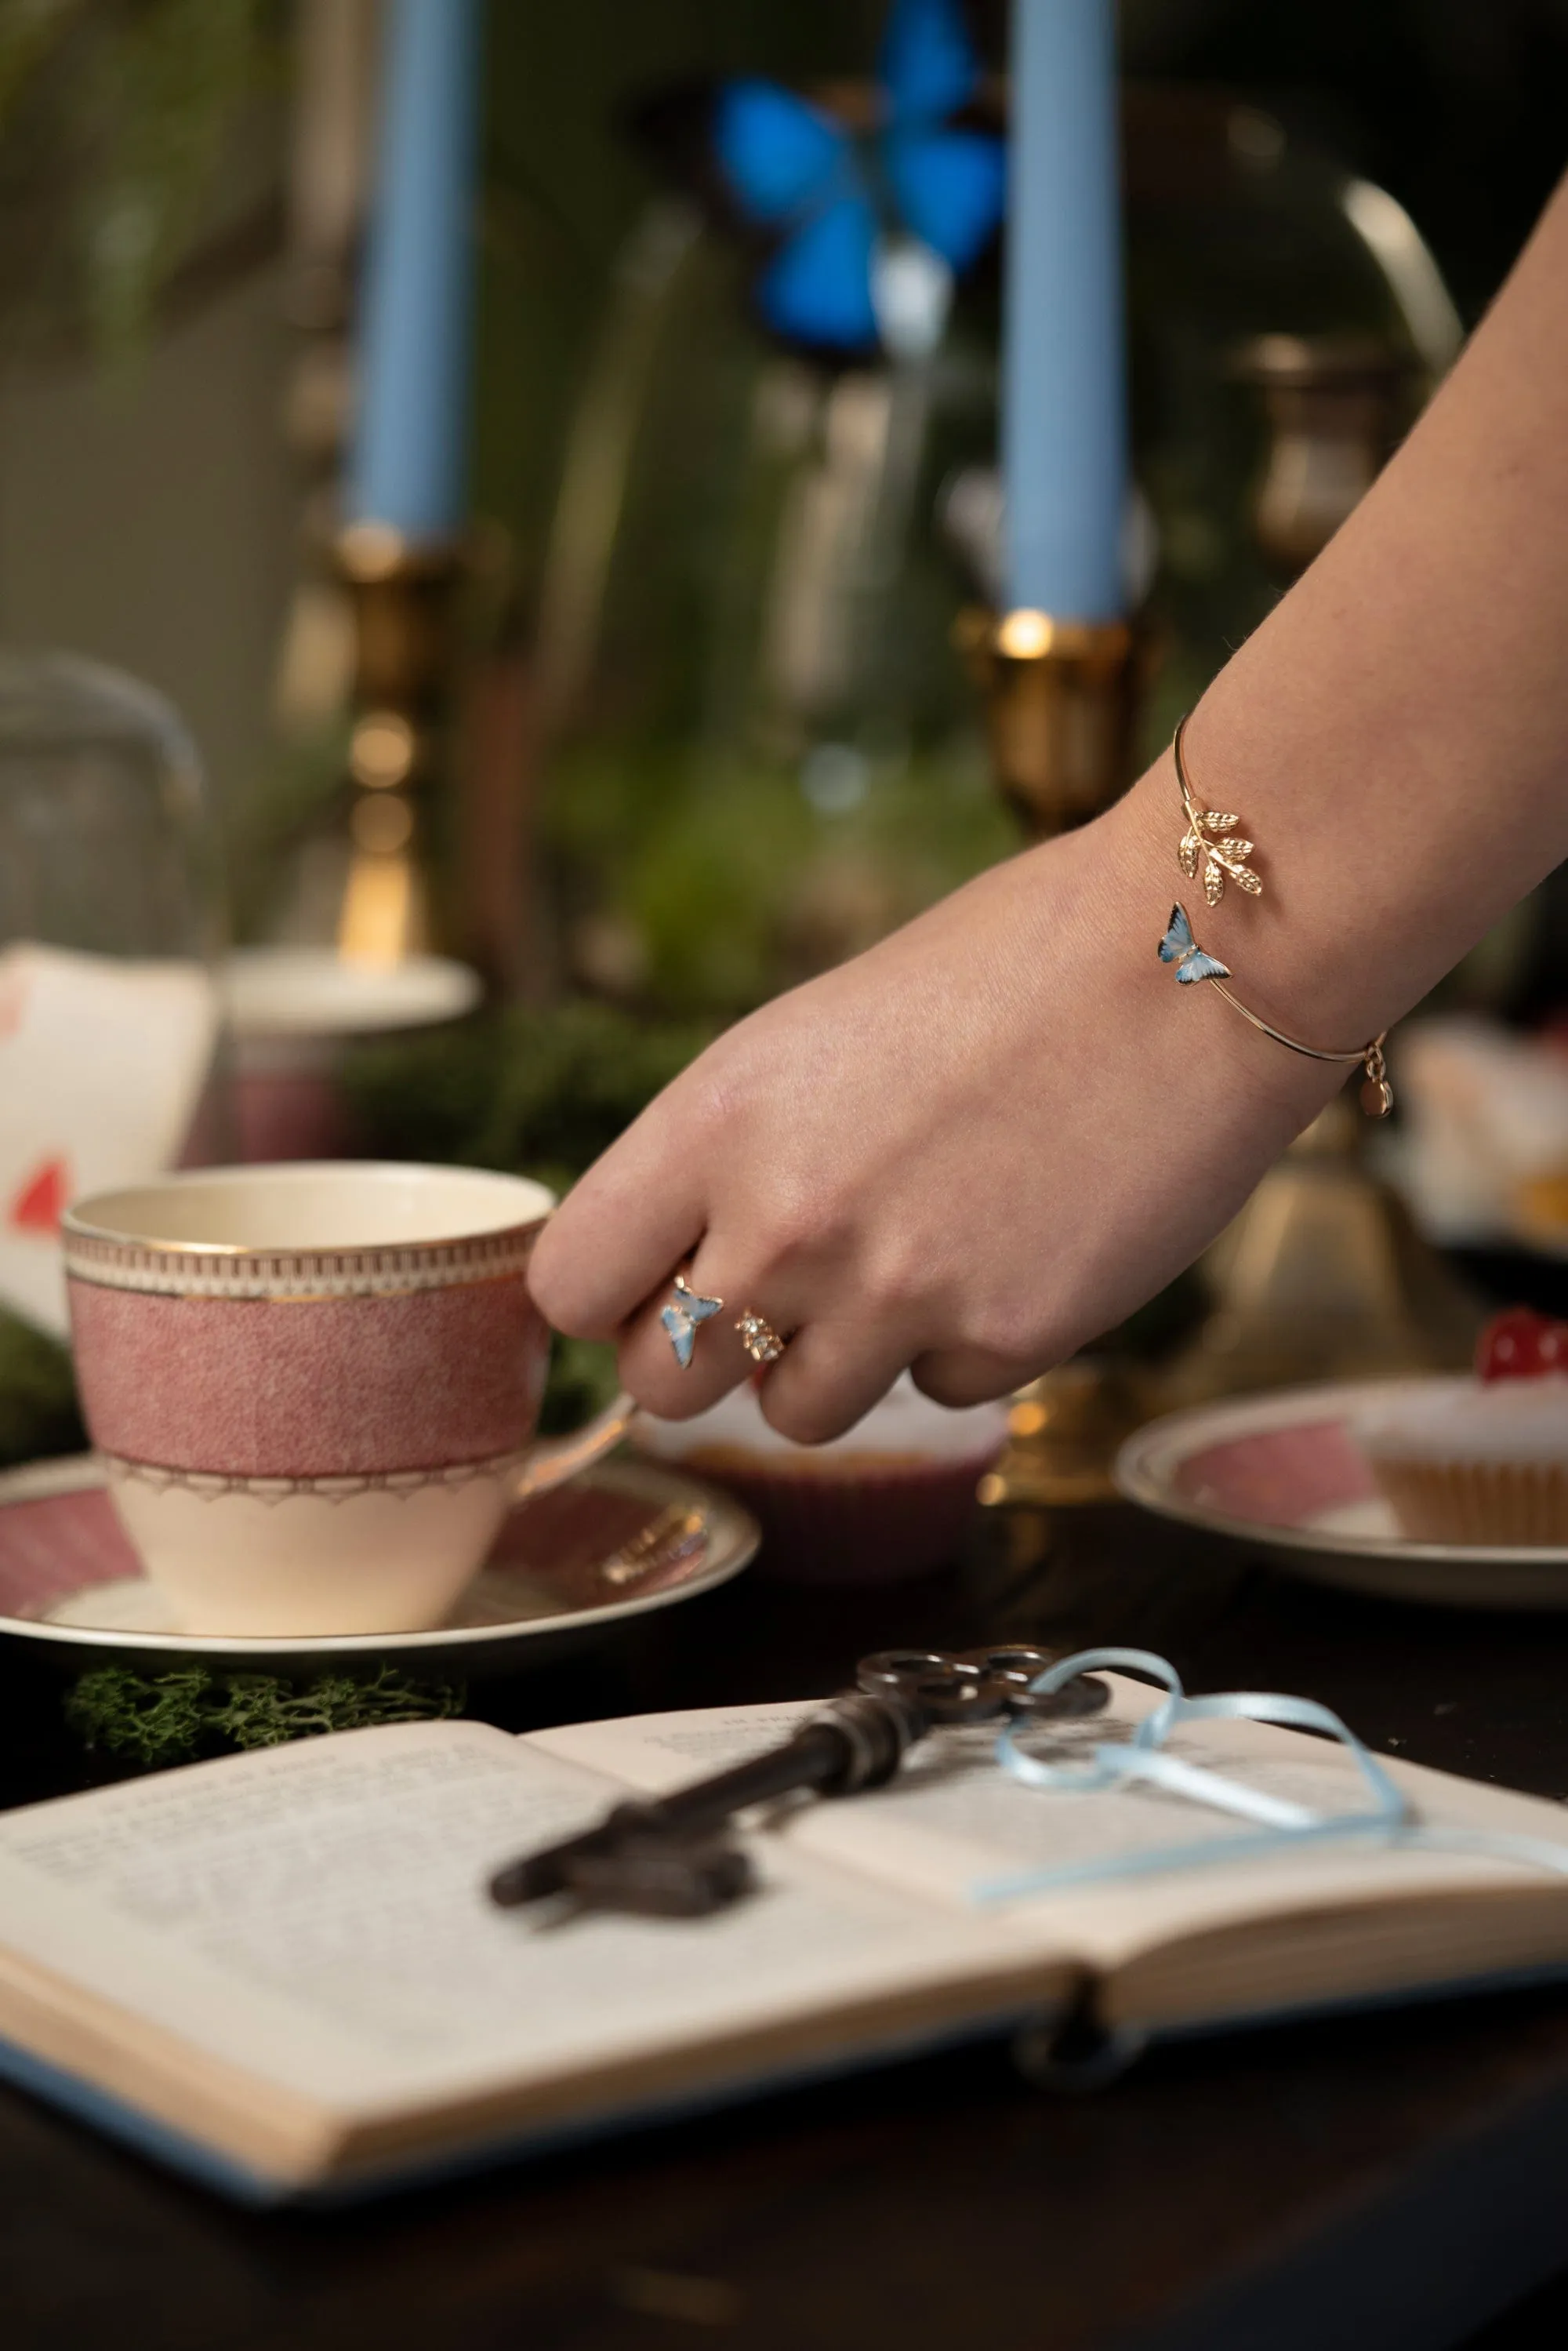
[0,943,218,1335]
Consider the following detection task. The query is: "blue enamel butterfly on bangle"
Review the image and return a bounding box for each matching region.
[1158,903,1231,986]
[1157,900,1394,1114]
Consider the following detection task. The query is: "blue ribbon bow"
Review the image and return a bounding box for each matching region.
[975,1647,1568,1906]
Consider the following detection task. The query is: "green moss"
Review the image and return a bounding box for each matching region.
[65,1664,466,1774]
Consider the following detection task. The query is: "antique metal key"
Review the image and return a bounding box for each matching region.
[488,1648,1109,1920]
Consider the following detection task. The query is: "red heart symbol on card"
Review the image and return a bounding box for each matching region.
[9,1157,70,1236]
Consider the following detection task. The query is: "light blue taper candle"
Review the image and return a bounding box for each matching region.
[1002,0,1127,619]
[348,0,481,541]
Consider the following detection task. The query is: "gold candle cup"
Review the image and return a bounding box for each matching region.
[955,607,1139,840]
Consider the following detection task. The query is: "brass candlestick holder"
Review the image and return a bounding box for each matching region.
[954,608,1140,840]
[1160,1095,1479,1408]
[333,521,464,964]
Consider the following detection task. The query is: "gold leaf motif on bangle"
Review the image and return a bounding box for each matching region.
[1177,802,1264,904]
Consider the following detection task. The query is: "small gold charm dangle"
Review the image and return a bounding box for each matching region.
[1360,1039,1394,1118]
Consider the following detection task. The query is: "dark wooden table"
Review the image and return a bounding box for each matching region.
[5,1503,1568,2351]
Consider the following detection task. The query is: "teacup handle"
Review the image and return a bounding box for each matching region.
[515,1392,640,1499]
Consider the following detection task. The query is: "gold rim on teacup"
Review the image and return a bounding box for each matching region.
[61,1162,554,1300]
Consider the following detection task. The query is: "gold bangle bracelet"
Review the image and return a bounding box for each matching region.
[1172,713,1262,906]
[1159,901,1393,1117]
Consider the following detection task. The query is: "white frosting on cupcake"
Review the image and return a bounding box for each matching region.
[1359,1375,1568,1463]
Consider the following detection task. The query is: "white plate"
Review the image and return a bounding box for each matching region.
[0,1452,757,1673]
[1115,1378,1568,1609]
[220,948,481,1037]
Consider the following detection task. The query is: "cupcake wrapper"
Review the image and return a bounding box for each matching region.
[670,1450,1001,1586]
[1368,1458,1568,1547]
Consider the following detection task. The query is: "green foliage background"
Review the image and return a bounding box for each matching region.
[0,0,280,360]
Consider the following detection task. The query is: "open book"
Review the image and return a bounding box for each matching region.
[4,1679,1568,2202]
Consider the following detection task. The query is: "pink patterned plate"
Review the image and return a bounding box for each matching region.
[1116,1379,1568,1610]
[0,1454,757,1673]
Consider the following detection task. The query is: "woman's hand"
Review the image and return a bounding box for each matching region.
[537,171,1568,1441]
[527,781,1341,1442]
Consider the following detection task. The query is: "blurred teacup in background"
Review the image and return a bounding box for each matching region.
[62,1162,628,1637]
[217,948,481,1164]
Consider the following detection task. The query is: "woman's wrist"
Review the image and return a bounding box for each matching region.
[1060,765,1347,1135]
[1115,716,1405,1059]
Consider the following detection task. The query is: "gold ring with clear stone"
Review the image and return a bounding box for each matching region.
[735,1310,786,1364]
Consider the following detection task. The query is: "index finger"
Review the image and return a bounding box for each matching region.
[527,1104,706,1340]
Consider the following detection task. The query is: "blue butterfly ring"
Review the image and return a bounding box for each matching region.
[660,1274,724,1370]
[659,1276,789,1370]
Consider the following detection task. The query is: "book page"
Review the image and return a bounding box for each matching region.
[0,1718,1053,2131]
[534,1688,1568,1971]
[527,1698,824,1788]
[800,1707,1568,1967]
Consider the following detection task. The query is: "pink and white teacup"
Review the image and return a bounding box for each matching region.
[61,1162,631,1637]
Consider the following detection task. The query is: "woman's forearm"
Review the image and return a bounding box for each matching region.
[1109,170,1568,1053]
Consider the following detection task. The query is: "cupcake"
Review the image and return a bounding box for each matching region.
[1357,1309,1568,1545]
[631,1374,1009,1585]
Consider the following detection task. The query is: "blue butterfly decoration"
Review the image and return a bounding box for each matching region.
[1159,904,1232,986]
[661,1275,724,1370]
[711,0,1004,354]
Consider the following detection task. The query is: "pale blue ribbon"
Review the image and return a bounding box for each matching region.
[974,1646,1568,1905]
